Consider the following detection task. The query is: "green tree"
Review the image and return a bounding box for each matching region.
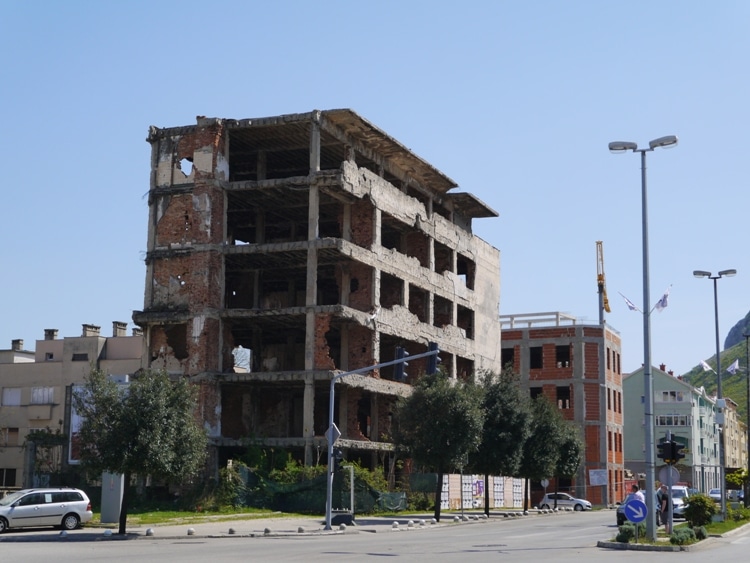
[393,372,485,521]
[518,396,566,509]
[553,423,583,495]
[468,369,532,516]
[73,369,207,534]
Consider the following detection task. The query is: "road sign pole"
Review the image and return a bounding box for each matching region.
[324,348,440,530]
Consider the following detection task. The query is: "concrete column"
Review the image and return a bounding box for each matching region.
[304,184,320,371]
[303,376,315,465]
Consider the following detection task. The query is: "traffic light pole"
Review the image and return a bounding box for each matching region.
[324,347,440,530]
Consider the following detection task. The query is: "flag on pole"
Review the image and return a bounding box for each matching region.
[618,292,640,312]
[700,359,714,372]
[654,285,671,312]
[727,359,740,375]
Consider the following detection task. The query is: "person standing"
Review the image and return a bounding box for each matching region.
[659,485,671,533]
[631,484,645,503]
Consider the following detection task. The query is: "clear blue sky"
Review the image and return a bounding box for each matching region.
[2,1,748,377]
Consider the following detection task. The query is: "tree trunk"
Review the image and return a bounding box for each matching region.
[118,471,131,535]
[524,478,529,511]
[484,473,490,517]
[434,469,444,522]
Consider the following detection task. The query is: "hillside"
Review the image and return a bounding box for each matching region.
[681,311,750,421]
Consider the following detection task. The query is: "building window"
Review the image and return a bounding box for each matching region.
[555,345,570,368]
[45,352,54,361]
[556,386,570,409]
[501,348,515,369]
[660,390,684,402]
[1,428,19,447]
[0,468,16,487]
[607,388,611,410]
[1,388,21,406]
[30,387,54,405]
[607,348,611,370]
[71,353,89,361]
[530,387,543,400]
[530,346,543,369]
[656,414,692,426]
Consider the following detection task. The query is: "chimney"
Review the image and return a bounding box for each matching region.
[11,339,23,351]
[113,321,127,337]
[44,329,58,341]
[82,324,101,337]
[659,363,666,372]
[132,327,144,337]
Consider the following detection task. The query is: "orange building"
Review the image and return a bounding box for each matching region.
[500,312,624,507]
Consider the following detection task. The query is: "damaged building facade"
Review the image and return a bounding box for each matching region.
[133,110,502,476]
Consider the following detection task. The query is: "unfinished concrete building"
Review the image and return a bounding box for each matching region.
[133,110,502,475]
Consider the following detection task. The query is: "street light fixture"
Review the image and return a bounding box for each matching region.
[609,135,678,541]
[693,268,737,519]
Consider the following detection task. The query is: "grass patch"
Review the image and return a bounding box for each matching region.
[90,507,301,527]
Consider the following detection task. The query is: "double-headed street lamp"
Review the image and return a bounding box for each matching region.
[694,268,737,519]
[609,135,677,541]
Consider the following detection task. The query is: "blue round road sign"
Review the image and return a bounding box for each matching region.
[624,499,648,523]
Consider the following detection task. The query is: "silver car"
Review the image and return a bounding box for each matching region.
[539,492,592,511]
[0,488,93,532]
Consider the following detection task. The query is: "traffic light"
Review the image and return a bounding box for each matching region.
[427,342,441,375]
[395,347,408,381]
[671,441,686,464]
[332,447,344,472]
[657,440,672,464]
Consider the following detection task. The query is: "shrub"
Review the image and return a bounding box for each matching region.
[693,526,708,540]
[682,493,716,527]
[670,527,696,545]
[727,505,750,522]
[615,522,645,543]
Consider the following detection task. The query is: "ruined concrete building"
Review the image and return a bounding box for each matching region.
[133,110,502,473]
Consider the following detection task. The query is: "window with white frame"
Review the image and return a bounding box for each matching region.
[30,386,54,405]
[1,388,21,406]
[656,414,692,426]
[660,390,684,402]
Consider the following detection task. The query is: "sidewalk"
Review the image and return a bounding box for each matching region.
[128,513,459,538]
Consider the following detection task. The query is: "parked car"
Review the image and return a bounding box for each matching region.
[708,488,722,502]
[616,492,636,525]
[0,488,92,533]
[539,492,592,511]
[670,486,690,519]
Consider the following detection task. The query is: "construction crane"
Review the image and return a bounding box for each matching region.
[596,241,611,323]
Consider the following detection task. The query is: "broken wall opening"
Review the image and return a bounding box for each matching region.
[457,253,476,290]
[456,304,474,339]
[221,383,305,439]
[434,240,453,274]
[408,286,429,324]
[433,294,452,328]
[380,273,403,309]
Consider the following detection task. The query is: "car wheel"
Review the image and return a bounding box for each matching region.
[61,514,80,531]
[574,504,583,511]
[617,516,624,526]
[0,517,7,533]
[540,504,550,510]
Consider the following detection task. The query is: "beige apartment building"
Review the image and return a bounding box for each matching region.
[0,323,144,488]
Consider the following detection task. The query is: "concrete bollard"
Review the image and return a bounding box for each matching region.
[187,528,195,536]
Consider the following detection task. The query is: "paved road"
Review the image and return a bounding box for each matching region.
[2,509,749,562]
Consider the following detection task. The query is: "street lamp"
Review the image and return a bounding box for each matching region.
[609,135,677,541]
[694,268,737,519]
